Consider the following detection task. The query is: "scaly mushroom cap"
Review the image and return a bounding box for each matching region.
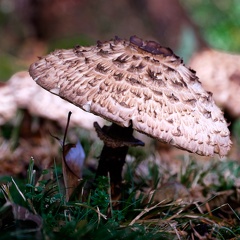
[29,36,231,156]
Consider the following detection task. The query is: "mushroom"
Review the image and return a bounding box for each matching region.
[0,72,104,176]
[29,36,231,193]
[7,71,103,129]
[0,82,17,125]
[189,49,240,119]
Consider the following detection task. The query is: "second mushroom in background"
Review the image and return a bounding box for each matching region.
[189,49,240,122]
[29,36,232,196]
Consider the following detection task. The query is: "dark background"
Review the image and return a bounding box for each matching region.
[0,0,240,80]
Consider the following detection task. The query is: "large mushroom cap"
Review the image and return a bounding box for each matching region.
[29,36,231,156]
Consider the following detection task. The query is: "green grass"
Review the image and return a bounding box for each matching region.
[0,152,240,239]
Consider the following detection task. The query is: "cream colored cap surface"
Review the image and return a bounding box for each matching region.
[29,36,231,156]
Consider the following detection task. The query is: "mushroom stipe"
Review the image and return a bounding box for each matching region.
[29,36,231,195]
[94,122,144,198]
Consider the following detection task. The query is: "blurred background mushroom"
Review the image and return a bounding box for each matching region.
[8,71,103,129]
[189,49,240,124]
[29,36,231,196]
[0,71,103,176]
[0,82,17,125]
[189,49,240,160]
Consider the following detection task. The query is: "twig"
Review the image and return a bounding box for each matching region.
[129,201,164,226]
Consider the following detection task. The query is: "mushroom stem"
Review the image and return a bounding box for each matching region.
[94,122,144,196]
[96,143,129,185]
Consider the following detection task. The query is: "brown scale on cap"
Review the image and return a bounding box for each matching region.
[130,35,173,56]
[29,36,231,157]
